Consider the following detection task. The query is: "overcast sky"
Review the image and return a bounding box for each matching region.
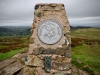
[0,0,100,27]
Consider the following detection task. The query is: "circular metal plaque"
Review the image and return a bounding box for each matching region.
[38,20,62,44]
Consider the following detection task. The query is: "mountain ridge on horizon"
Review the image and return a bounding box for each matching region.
[0,25,99,38]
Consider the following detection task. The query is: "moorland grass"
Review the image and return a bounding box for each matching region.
[0,48,28,61]
[71,28,100,74]
[72,44,100,73]
[71,28,100,40]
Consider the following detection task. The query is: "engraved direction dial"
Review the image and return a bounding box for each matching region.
[38,20,62,44]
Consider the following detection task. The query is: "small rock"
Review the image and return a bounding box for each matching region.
[34,10,44,18]
[12,53,21,58]
[22,66,35,75]
[38,54,52,59]
[50,3,57,7]
[52,54,58,59]
[0,58,16,70]
[56,56,71,63]
[50,69,58,74]
[72,67,89,75]
[2,61,22,75]
[94,71,99,75]
[25,55,44,67]
[66,69,71,74]
[30,29,34,34]
[78,69,88,75]
[35,67,49,75]
[55,71,66,75]
[56,56,63,62]
[76,59,82,64]
[62,57,71,63]
[30,37,34,44]
[52,62,71,71]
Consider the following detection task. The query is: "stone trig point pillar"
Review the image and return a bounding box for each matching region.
[25,3,71,75]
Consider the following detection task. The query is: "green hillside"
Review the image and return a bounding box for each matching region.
[71,28,100,40]
[71,28,100,74]
[0,26,30,38]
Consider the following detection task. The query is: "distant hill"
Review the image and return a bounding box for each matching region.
[0,26,99,38]
[0,26,30,37]
[70,26,95,30]
[71,27,100,40]
[0,27,11,32]
[70,26,100,30]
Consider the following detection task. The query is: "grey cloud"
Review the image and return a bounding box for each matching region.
[0,0,100,26]
[65,0,100,18]
[69,16,100,27]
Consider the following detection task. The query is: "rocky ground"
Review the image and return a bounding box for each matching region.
[0,50,90,75]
